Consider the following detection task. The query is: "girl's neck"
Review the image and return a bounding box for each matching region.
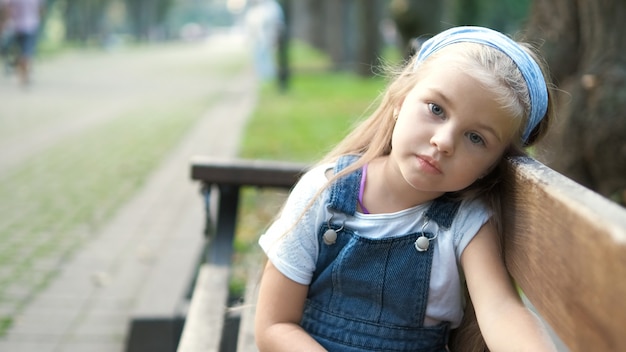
[363,157,444,214]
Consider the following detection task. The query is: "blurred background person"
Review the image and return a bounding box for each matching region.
[244,0,284,82]
[0,0,45,86]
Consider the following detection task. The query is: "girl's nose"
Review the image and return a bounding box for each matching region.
[430,126,455,155]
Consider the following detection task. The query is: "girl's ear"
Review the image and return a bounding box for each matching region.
[393,100,404,119]
[392,95,406,120]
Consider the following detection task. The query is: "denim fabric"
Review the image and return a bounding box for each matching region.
[300,155,459,351]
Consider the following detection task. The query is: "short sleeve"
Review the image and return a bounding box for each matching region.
[258,164,330,285]
[452,198,492,262]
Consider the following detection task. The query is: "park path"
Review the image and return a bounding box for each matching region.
[0,31,257,351]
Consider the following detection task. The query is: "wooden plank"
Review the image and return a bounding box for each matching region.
[190,156,307,188]
[236,262,263,352]
[177,263,230,352]
[502,156,626,352]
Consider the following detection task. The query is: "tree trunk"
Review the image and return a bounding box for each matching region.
[305,0,325,51]
[62,0,110,45]
[356,0,382,76]
[524,0,626,204]
[124,0,172,42]
[324,0,355,70]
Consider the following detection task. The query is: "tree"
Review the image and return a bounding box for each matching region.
[61,0,111,45]
[124,0,173,41]
[524,0,626,204]
[296,0,384,76]
[356,0,383,76]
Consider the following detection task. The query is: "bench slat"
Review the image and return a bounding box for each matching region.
[503,156,626,352]
[176,264,230,352]
[236,263,263,352]
[190,156,306,188]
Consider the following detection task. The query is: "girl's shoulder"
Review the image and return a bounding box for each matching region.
[282,162,335,208]
[297,162,335,189]
[450,197,492,257]
[454,197,491,231]
[457,197,491,217]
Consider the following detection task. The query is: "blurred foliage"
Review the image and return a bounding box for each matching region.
[451,0,532,32]
[39,0,237,48]
[35,0,531,74]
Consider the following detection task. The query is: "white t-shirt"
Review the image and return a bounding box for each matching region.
[259,162,491,328]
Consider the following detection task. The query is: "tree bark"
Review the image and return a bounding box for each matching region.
[305,0,325,51]
[524,0,626,204]
[63,0,111,45]
[356,0,382,76]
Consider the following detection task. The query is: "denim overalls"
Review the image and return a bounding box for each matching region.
[300,155,461,352]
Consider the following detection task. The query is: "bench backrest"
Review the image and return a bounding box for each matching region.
[179,155,626,352]
[502,157,626,351]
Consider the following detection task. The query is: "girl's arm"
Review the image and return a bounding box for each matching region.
[255,261,327,352]
[461,220,558,352]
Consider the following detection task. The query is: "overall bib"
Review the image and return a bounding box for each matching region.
[300,155,461,352]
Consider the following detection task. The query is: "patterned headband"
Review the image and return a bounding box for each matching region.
[414,26,548,143]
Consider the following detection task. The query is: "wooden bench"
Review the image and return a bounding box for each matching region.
[176,156,306,352]
[177,155,626,352]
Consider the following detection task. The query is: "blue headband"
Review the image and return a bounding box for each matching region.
[414,26,548,143]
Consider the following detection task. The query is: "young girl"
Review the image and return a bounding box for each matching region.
[255,26,558,352]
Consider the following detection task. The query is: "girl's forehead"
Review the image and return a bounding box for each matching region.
[411,62,477,95]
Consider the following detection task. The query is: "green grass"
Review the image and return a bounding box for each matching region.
[240,41,402,163]
[240,72,387,163]
[239,42,392,169]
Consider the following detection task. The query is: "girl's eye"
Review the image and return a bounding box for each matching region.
[467,132,485,145]
[428,103,444,116]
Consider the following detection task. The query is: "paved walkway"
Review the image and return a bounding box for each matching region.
[0,32,257,351]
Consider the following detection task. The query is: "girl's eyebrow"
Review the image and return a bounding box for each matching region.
[425,88,453,108]
[474,122,503,143]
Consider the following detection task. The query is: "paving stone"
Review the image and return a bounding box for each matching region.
[8,309,78,336]
[54,341,125,352]
[0,302,19,316]
[0,340,58,352]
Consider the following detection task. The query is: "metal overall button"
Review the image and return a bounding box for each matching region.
[323,213,344,245]
[415,219,437,252]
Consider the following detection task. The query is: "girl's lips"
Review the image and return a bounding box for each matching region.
[416,155,442,174]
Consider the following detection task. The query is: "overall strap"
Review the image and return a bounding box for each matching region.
[327,154,461,228]
[424,197,461,229]
[327,154,362,215]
